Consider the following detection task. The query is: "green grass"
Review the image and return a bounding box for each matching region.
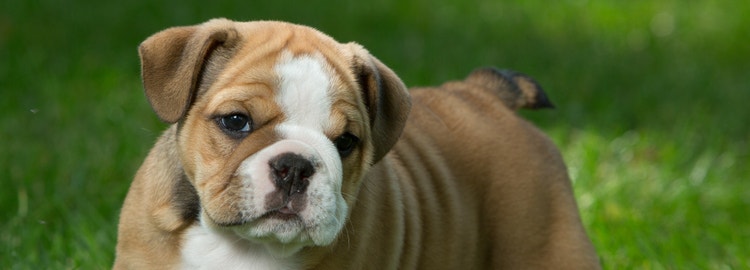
[2,0,748,268]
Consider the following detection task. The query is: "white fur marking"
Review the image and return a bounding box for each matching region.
[275,52,333,130]
[181,225,298,270]
[271,52,347,246]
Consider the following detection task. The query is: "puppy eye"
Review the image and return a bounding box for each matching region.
[333,132,359,158]
[217,114,252,137]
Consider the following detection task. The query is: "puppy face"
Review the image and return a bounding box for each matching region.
[180,51,365,252]
[138,19,410,255]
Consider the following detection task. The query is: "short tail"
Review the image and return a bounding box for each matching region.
[464,67,554,111]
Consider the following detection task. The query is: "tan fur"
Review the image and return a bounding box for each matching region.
[115,19,599,269]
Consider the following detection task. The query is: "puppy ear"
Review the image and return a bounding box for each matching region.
[139,19,240,123]
[350,44,412,163]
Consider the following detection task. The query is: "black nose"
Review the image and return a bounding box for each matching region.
[269,153,315,195]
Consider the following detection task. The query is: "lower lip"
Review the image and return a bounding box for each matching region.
[263,210,299,221]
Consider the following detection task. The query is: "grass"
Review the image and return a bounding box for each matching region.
[2,0,748,268]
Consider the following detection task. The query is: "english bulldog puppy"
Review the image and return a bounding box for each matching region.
[114,18,599,269]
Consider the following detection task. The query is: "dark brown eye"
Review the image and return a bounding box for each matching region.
[333,132,359,158]
[217,114,251,137]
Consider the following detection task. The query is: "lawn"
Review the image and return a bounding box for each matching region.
[2,0,748,269]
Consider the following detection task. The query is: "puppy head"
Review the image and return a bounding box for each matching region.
[139,19,410,255]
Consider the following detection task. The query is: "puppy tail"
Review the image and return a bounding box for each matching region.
[464,67,554,111]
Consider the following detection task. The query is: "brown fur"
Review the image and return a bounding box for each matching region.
[115,19,599,269]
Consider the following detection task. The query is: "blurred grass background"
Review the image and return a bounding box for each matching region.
[1,0,748,268]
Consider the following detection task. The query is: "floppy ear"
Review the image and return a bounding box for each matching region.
[350,44,412,163]
[139,18,240,123]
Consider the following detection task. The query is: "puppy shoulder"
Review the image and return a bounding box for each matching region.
[132,125,198,231]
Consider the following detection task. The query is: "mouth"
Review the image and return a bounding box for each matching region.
[202,191,344,249]
[206,206,301,227]
[260,206,301,221]
[223,206,309,247]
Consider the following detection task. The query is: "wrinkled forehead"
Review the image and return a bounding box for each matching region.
[269,50,365,139]
[212,22,358,94]
[200,23,366,134]
[233,21,356,78]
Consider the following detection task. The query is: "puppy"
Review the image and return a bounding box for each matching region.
[114,18,599,269]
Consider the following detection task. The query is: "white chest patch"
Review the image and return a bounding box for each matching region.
[181,225,299,270]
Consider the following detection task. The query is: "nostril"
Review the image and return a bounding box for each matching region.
[269,153,315,195]
[301,166,314,179]
[276,167,289,179]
